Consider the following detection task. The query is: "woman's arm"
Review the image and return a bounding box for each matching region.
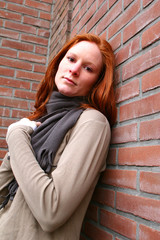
[6,110,111,232]
[0,153,14,203]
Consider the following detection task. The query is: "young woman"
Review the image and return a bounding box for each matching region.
[0,33,116,240]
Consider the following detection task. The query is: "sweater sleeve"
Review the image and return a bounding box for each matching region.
[0,153,14,205]
[6,110,111,232]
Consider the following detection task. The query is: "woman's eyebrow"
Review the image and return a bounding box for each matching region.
[67,51,97,69]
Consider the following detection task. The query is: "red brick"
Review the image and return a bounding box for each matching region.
[5,0,23,3]
[142,68,160,93]
[25,0,51,12]
[79,2,96,31]
[42,0,53,3]
[0,77,30,89]
[109,33,121,51]
[35,46,48,55]
[143,0,154,8]
[140,172,160,195]
[97,0,122,35]
[108,0,140,39]
[123,1,160,43]
[31,82,39,91]
[2,39,34,52]
[0,19,3,27]
[0,97,29,110]
[122,45,160,80]
[109,0,117,8]
[0,57,32,70]
[5,20,37,34]
[115,78,139,103]
[114,68,121,85]
[19,52,47,64]
[38,29,50,38]
[23,16,50,29]
[101,169,137,189]
[115,37,139,66]
[0,29,19,40]
[0,108,10,118]
[106,148,116,165]
[0,2,6,8]
[139,224,160,240]
[124,0,134,9]
[0,150,7,160]
[85,204,98,222]
[40,11,51,20]
[12,109,31,119]
[142,21,160,48]
[86,1,108,32]
[118,146,160,166]
[100,209,137,239]
[84,222,113,240]
[0,47,17,58]
[16,70,43,81]
[0,10,21,21]
[119,93,160,122]
[0,87,12,97]
[117,192,160,223]
[111,123,137,144]
[140,118,160,141]
[14,89,36,100]
[0,139,7,149]
[8,3,38,17]
[0,67,15,77]
[0,117,17,128]
[21,34,48,46]
[93,187,115,207]
[34,64,46,73]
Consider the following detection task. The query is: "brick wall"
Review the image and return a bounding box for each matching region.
[70,0,160,239]
[0,0,53,159]
[0,0,160,239]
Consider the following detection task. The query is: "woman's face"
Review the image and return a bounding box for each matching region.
[55,41,103,97]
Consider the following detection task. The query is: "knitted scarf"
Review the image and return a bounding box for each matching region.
[0,91,85,209]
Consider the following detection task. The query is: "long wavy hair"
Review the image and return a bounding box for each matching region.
[29,33,117,126]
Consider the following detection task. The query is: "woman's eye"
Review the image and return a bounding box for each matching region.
[84,66,93,72]
[67,57,75,62]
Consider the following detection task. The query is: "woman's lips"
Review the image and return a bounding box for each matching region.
[63,77,77,85]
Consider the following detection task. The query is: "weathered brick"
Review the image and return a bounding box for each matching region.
[117,192,160,223]
[139,224,160,240]
[93,187,115,207]
[118,146,160,166]
[142,68,160,92]
[140,171,160,195]
[101,169,137,189]
[123,0,160,42]
[8,3,38,17]
[111,123,137,144]
[119,93,160,122]
[2,39,34,51]
[84,221,113,240]
[108,0,140,39]
[142,21,160,48]
[115,78,139,103]
[140,118,160,140]
[100,209,137,239]
[122,45,160,81]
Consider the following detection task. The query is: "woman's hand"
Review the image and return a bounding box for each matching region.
[7,118,41,134]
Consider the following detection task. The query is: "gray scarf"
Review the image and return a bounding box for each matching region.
[0,91,85,209]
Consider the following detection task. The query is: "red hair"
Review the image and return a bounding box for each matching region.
[29,33,117,126]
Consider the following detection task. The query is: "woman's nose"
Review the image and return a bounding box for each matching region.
[69,62,81,76]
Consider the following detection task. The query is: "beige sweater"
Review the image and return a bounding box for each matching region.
[0,109,111,240]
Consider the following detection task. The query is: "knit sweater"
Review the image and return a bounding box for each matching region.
[0,109,111,240]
